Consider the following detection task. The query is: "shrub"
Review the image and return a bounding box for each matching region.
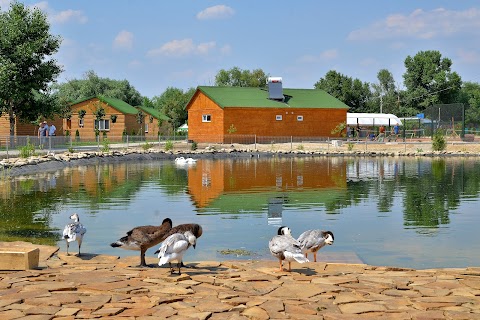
[432,131,446,151]
[18,138,35,158]
[347,142,354,151]
[191,141,198,151]
[142,142,154,150]
[65,130,70,136]
[75,129,80,142]
[165,140,174,151]
[68,147,75,153]
[101,138,110,152]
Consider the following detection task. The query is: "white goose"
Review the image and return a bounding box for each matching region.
[269,226,309,272]
[175,157,197,165]
[154,230,197,274]
[62,213,87,256]
[297,230,334,262]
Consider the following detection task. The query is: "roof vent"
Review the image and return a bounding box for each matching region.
[267,77,284,101]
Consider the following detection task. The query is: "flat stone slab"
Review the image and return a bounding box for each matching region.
[0,247,479,319]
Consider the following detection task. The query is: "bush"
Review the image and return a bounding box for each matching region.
[432,131,446,151]
[101,138,110,152]
[191,141,198,151]
[65,130,70,136]
[142,142,154,150]
[75,129,80,142]
[165,140,174,151]
[18,138,35,158]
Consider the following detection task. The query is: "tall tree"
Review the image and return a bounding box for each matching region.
[371,69,399,114]
[215,67,268,87]
[402,50,462,111]
[0,1,62,136]
[52,70,143,106]
[314,70,372,113]
[151,87,195,131]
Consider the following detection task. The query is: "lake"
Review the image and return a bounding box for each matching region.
[1,156,479,269]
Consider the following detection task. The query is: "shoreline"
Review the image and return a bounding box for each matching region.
[2,141,480,177]
[1,242,479,319]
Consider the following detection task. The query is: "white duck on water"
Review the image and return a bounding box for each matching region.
[62,213,87,256]
[297,229,334,262]
[269,226,309,272]
[154,230,197,274]
[174,157,197,165]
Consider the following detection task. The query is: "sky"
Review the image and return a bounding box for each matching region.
[2,0,480,98]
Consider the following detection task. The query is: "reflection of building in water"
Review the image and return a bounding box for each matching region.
[187,158,348,213]
[267,197,284,226]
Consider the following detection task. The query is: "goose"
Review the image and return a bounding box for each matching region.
[154,230,197,274]
[175,157,197,165]
[297,230,334,262]
[110,218,172,267]
[62,213,87,256]
[269,226,309,272]
[159,223,203,267]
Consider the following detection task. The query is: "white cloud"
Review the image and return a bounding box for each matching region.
[113,30,134,50]
[51,9,87,24]
[348,7,480,41]
[29,1,87,24]
[220,44,232,55]
[298,49,338,63]
[147,38,218,57]
[457,49,480,64]
[197,5,235,20]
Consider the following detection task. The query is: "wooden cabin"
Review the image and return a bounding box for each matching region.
[186,79,349,143]
[66,96,169,140]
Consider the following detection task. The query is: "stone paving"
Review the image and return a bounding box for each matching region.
[1,247,480,319]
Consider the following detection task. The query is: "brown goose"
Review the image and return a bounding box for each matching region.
[110,218,172,267]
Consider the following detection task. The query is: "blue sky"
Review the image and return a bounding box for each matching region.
[3,0,480,98]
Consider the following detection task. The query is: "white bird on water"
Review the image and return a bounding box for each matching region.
[154,230,197,274]
[175,157,197,165]
[269,226,309,272]
[62,213,87,256]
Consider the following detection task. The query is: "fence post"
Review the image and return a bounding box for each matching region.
[290,136,293,151]
[70,135,72,150]
[127,135,129,148]
[48,136,51,152]
[255,135,257,150]
[6,137,8,159]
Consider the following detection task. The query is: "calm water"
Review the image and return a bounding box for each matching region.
[1,156,480,269]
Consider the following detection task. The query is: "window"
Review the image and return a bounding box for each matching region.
[297,115,304,121]
[145,123,149,133]
[202,114,211,122]
[94,119,110,131]
[79,118,84,128]
[276,115,282,121]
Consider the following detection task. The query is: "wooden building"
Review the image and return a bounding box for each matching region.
[0,116,63,137]
[66,96,169,140]
[186,80,349,143]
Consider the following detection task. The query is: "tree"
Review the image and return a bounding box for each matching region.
[402,50,462,111]
[151,87,195,132]
[458,82,480,127]
[371,69,399,114]
[215,67,268,87]
[0,2,62,136]
[314,70,372,113]
[52,70,143,106]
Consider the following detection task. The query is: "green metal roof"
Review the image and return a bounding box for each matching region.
[70,96,138,114]
[136,105,170,121]
[195,86,350,109]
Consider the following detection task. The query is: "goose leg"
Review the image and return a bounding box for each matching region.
[313,252,317,262]
[288,261,292,272]
[177,262,181,274]
[77,239,82,257]
[278,259,283,272]
[139,249,148,267]
[66,241,70,256]
[169,262,174,273]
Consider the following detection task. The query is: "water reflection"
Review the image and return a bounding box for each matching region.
[0,156,479,269]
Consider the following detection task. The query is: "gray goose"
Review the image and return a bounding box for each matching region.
[297,230,334,262]
[110,218,172,267]
[158,223,203,267]
[62,213,87,256]
[269,226,309,272]
[154,231,197,274]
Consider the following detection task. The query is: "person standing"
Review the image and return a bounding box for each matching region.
[49,122,56,136]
